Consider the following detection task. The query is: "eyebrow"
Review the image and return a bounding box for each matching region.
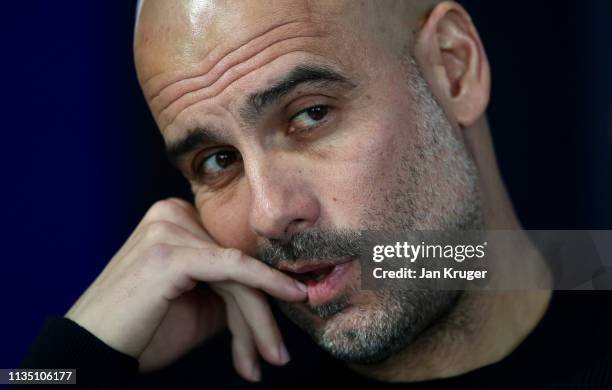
[166,127,224,168]
[165,63,355,167]
[241,64,354,124]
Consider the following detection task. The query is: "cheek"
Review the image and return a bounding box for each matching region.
[194,183,258,255]
[313,123,402,228]
[322,89,424,227]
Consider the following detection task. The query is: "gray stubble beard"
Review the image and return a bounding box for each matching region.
[271,61,483,365]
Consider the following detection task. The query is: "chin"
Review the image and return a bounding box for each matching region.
[276,274,460,365]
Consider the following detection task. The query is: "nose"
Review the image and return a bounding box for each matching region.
[246,156,320,240]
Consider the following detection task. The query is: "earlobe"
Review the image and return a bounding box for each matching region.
[414,1,490,128]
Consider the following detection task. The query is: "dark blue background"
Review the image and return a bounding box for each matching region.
[0,0,610,371]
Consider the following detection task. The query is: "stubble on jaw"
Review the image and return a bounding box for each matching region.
[258,57,483,365]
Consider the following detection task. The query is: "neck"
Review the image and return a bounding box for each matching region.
[349,118,553,382]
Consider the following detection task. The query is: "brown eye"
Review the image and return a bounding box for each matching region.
[305,106,328,121]
[289,105,330,133]
[200,149,242,176]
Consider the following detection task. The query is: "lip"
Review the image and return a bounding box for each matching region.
[279,257,356,306]
[307,260,355,306]
[278,258,351,274]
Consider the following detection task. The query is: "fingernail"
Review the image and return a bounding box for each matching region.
[251,361,261,382]
[294,280,308,293]
[278,344,291,365]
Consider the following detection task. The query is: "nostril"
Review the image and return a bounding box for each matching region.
[284,218,308,237]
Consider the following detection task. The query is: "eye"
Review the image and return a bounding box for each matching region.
[289,105,330,134]
[198,149,242,176]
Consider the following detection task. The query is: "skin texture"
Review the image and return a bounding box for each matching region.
[249,57,483,366]
[65,0,551,384]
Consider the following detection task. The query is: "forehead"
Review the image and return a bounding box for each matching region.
[135,0,355,90]
[134,0,402,136]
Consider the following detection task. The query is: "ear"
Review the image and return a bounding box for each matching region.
[413,1,490,128]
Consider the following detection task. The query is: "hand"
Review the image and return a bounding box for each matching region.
[65,198,307,381]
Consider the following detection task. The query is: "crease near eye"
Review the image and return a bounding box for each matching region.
[191,104,332,188]
[195,148,243,180]
[288,105,330,134]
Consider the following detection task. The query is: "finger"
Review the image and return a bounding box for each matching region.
[113,198,207,263]
[222,293,261,382]
[163,198,211,238]
[230,284,290,366]
[139,220,208,249]
[140,198,210,241]
[109,221,207,271]
[177,247,308,302]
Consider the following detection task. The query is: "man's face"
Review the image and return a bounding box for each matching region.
[136,0,481,364]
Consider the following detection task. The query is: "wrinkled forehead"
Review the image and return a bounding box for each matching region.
[136,1,356,88]
[132,0,419,137]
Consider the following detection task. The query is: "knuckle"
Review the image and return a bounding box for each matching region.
[144,220,181,242]
[223,248,247,267]
[166,197,191,209]
[141,243,175,269]
[146,199,183,221]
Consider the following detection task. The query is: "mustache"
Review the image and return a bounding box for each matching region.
[256,229,362,268]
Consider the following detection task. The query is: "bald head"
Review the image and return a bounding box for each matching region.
[133,0,439,97]
[129,0,510,377]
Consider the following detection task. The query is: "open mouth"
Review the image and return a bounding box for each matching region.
[284,264,337,285]
[278,258,356,306]
[279,257,356,305]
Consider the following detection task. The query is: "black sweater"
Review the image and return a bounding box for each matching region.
[17,292,612,389]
